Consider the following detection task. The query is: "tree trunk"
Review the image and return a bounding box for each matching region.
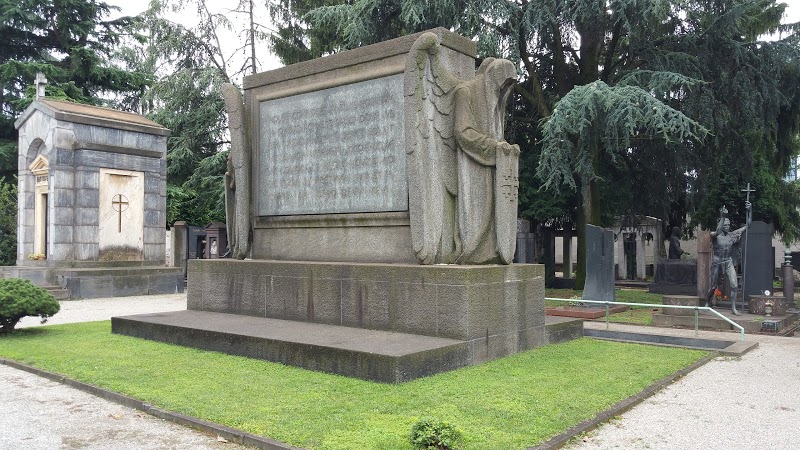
[573,122,604,289]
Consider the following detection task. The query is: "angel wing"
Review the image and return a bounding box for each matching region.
[221,83,251,259]
[404,32,463,264]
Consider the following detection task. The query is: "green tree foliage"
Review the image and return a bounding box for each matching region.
[0,278,59,333]
[0,178,16,265]
[0,0,151,164]
[0,0,152,256]
[289,0,800,287]
[120,0,240,226]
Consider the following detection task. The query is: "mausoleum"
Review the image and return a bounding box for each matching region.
[10,87,182,298]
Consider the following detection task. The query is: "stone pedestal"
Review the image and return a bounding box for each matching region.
[115,260,551,382]
[650,259,697,295]
[748,295,788,316]
[697,230,711,299]
[783,264,796,308]
[188,260,544,346]
[661,295,702,316]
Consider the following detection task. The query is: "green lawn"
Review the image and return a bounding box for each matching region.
[545,288,663,325]
[0,321,706,450]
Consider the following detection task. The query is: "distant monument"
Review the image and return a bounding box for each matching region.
[114,29,579,383]
[652,226,697,295]
[583,224,615,302]
[668,227,689,259]
[705,202,752,315]
[10,76,182,298]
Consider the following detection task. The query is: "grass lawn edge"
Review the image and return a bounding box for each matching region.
[526,351,717,450]
[2,346,717,450]
[0,357,295,450]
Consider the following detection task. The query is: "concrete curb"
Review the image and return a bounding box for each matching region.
[526,353,716,450]
[0,358,302,450]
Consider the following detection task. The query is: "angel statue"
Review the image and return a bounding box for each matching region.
[405,32,520,265]
[221,83,251,259]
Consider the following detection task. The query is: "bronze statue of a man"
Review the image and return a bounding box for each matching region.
[668,226,689,259]
[705,201,752,315]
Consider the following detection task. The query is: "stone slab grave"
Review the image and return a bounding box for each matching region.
[113,28,582,383]
[652,294,798,334]
[10,87,182,298]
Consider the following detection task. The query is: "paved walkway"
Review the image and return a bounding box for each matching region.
[3,295,800,449]
[569,321,800,450]
[3,294,248,450]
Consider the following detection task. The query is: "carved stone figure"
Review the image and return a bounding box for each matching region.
[705,202,752,315]
[405,32,520,265]
[668,226,689,259]
[221,83,251,259]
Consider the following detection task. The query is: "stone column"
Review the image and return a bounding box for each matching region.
[697,230,711,300]
[617,233,625,279]
[783,250,796,308]
[170,221,187,273]
[637,235,646,280]
[563,224,573,279]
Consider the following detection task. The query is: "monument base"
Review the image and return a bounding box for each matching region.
[113,260,575,382]
[112,312,582,383]
[3,261,183,299]
[748,295,789,316]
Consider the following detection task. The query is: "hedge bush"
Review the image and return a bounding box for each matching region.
[0,278,60,333]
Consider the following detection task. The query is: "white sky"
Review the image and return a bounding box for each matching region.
[105,0,800,77]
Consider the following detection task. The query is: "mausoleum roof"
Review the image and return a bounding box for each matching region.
[15,99,170,136]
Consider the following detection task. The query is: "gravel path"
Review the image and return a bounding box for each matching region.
[569,322,800,450]
[3,293,249,450]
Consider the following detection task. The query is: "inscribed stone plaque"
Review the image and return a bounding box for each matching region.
[259,74,407,216]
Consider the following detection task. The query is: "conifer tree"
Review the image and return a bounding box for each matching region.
[280,0,800,287]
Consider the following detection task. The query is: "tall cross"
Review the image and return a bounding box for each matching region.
[34,72,47,100]
[742,183,755,202]
[111,194,129,233]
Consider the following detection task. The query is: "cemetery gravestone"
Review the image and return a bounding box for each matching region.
[742,221,774,303]
[583,224,615,302]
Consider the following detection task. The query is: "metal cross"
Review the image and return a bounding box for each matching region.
[34,72,47,100]
[111,194,129,233]
[741,183,755,202]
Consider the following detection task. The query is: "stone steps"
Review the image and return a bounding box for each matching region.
[112,311,582,383]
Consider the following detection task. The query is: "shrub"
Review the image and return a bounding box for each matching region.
[0,278,60,334]
[409,417,463,450]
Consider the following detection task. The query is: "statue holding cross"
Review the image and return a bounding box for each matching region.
[704,184,754,315]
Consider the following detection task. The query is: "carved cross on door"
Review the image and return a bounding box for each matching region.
[111,194,129,233]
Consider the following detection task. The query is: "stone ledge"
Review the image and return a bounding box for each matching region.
[113,311,579,383]
[112,310,471,383]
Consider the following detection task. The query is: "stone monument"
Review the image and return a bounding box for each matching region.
[113,29,579,383]
[705,202,751,315]
[583,224,615,302]
[10,82,182,298]
[651,226,697,295]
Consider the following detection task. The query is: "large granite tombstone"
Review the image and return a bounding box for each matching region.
[743,221,774,303]
[112,29,572,383]
[651,259,697,295]
[583,224,615,302]
[12,98,182,298]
